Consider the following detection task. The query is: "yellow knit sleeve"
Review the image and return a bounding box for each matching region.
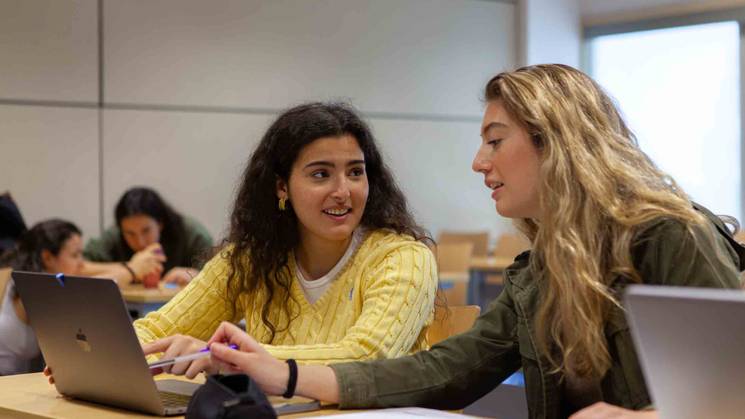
[133,252,239,345]
[265,241,437,364]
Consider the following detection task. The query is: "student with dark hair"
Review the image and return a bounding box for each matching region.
[0,192,27,255]
[83,187,213,286]
[132,102,437,372]
[0,219,83,375]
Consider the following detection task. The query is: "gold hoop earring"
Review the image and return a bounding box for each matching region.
[278,197,287,211]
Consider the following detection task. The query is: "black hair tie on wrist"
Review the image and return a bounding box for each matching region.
[283,359,298,399]
[121,262,137,282]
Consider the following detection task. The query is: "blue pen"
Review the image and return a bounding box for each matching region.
[148,344,238,369]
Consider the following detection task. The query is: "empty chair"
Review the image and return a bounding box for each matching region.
[492,232,531,258]
[427,304,481,345]
[438,231,489,257]
[436,242,474,306]
[486,233,531,286]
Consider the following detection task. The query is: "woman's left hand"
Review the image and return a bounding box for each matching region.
[142,334,216,378]
[162,267,198,286]
[570,402,658,419]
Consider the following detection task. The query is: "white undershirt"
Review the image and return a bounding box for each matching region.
[295,229,365,305]
[0,282,40,375]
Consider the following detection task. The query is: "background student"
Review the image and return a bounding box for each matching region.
[83,187,213,286]
[0,219,84,375]
[197,65,742,419]
[134,102,437,375]
[0,192,26,255]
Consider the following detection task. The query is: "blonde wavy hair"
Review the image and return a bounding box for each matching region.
[485,64,719,378]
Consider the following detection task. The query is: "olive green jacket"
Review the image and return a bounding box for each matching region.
[330,212,743,418]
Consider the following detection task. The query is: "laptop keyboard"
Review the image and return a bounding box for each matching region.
[159,391,192,408]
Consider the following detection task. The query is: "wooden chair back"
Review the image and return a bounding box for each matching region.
[438,231,490,257]
[436,242,474,273]
[436,242,473,306]
[485,233,530,285]
[427,304,481,345]
[493,233,530,258]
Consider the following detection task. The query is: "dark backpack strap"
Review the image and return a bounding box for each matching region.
[693,202,745,271]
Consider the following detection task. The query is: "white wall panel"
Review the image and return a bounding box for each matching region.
[101,109,274,240]
[0,0,98,102]
[520,0,581,67]
[102,109,515,244]
[104,0,514,117]
[0,105,99,239]
[372,117,514,242]
[1,0,521,249]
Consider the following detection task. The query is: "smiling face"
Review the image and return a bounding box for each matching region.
[472,100,542,220]
[41,233,84,275]
[120,214,162,252]
[277,134,369,248]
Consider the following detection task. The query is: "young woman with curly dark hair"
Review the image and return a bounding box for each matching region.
[133,102,437,374]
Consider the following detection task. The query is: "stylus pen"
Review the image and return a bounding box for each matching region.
[148,344,238,369]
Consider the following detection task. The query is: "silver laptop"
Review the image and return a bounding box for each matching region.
[12,271,199,416]
[625,285,745,419]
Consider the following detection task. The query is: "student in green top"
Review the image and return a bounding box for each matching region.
[190,64,742,419]
[83,187,213,286]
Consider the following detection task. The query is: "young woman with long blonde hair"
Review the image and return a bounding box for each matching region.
[158,65,743,419]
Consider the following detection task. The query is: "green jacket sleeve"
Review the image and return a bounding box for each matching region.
[83,226,121,262]
[182,217,214,268]
[330,285,522,410]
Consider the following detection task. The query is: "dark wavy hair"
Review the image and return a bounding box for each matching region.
[0,218,81,273]
[225,102,429,341]
[114,187,185,259]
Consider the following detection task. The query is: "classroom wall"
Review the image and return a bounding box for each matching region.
[518,0,581,67]
[0,0,518,245]
[0,0,100,238]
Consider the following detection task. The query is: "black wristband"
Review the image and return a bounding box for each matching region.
[121,262,137,282]
[282,359,298,399]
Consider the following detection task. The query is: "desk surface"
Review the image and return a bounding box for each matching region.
[439,271,470,283]
[469,256,514,271]
[0,372,349,418]
[120,283,183,303]
[117,258,514,302]
[441,257,514,281]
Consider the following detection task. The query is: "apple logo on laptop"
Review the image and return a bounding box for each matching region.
[75,329,91,352]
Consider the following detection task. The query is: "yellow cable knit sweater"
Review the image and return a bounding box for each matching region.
[134,229,437,364]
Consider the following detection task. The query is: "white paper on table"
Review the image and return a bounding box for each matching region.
[313,407,473,418]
